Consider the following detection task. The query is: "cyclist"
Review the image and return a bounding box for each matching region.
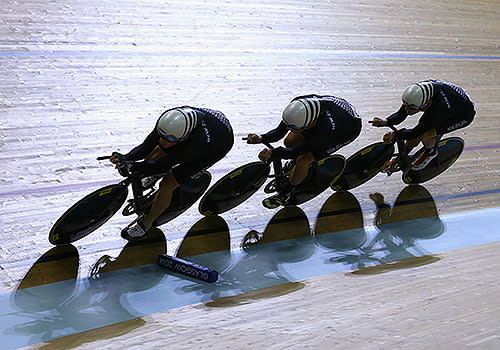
[111,106,234,240]
[246,94,362,208]
[372,80,475,171]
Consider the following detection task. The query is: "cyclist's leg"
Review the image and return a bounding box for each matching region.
[281,132,304,174]
[284,131,304,147]
[411,129,439,170]
[436,111,475,136]
[122,170,179,239]
[420,129,438,149]
[140,146,168,189]
[141,170,179,231]
[413,110,474,171]
[404,136,422,152]
[144,152,226,230]
[327,115,361,154]
[289,152,316,186]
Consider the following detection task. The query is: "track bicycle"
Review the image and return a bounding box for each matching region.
[198,140,346,215]
[330,124,465,191]
[49,154,211,245]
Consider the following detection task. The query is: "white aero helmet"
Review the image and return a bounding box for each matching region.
[282,97,321,130]
[157,107,198,141]
[402,81,434,109]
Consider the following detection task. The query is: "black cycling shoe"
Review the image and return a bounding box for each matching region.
[262,193,286,209]
[262,189,296,209]
[121,219,147,241]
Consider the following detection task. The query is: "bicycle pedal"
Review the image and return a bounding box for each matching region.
[262,195,284,209]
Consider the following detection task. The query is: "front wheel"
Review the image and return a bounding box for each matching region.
[331,142,395,191]
[49,184,128,245]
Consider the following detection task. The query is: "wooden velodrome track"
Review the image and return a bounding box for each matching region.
[1,0,499,348]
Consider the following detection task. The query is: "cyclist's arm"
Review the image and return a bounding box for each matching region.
[395,113,436,140]
[130,153,177,176]
[261,122,288,144]
[123,130,159,161]
[386,105,408,126]
[270,141,311,160]
[129,140,193,176]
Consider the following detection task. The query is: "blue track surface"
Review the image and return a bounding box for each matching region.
[1,206,499,349]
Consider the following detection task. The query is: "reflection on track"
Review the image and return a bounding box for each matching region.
[6,229,167,349]
[2,186,500,348]
[315,191,367,251]
[14,245,79,312]
[326,186,444,272]
[184,207,312,305]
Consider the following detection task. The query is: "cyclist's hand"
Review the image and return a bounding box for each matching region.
[246,134,262,144]
[116,160,133,177]
[116,164,127,176]
[383,131,395,144]
[258,148,272,161]
[371,117,387,127]
[110,152,124,164]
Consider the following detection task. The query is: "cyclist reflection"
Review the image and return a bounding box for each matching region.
[325,186,443,271]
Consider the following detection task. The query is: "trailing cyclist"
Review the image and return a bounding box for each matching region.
[111,106,234,240]
[372,80,475,171]
[246,94,362,209]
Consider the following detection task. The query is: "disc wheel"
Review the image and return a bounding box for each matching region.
[49,184,128,245]
[403,137,464,184]
[331,142,395,191]
[154,171,212,226]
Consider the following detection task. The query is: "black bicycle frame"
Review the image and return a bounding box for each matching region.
[263,141,291,195]
[388,125,412,173]
[97,155,148,215]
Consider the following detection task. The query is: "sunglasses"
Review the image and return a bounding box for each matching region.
[286,123,305,131]
[403,102,421,110]
[160,134,181,142]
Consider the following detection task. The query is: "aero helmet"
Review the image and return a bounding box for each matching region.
[157,107,198,141]
[282,98,321,130]
[402,81,434,109]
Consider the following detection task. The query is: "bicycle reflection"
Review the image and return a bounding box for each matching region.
[316,186,443,272]
[184,206,313,306]
[314,190,367,251]
[241,206,314,263]
[372,185,444,241]
[176,214,232,278]
[9,228,167,347]
[13,244,79,313]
